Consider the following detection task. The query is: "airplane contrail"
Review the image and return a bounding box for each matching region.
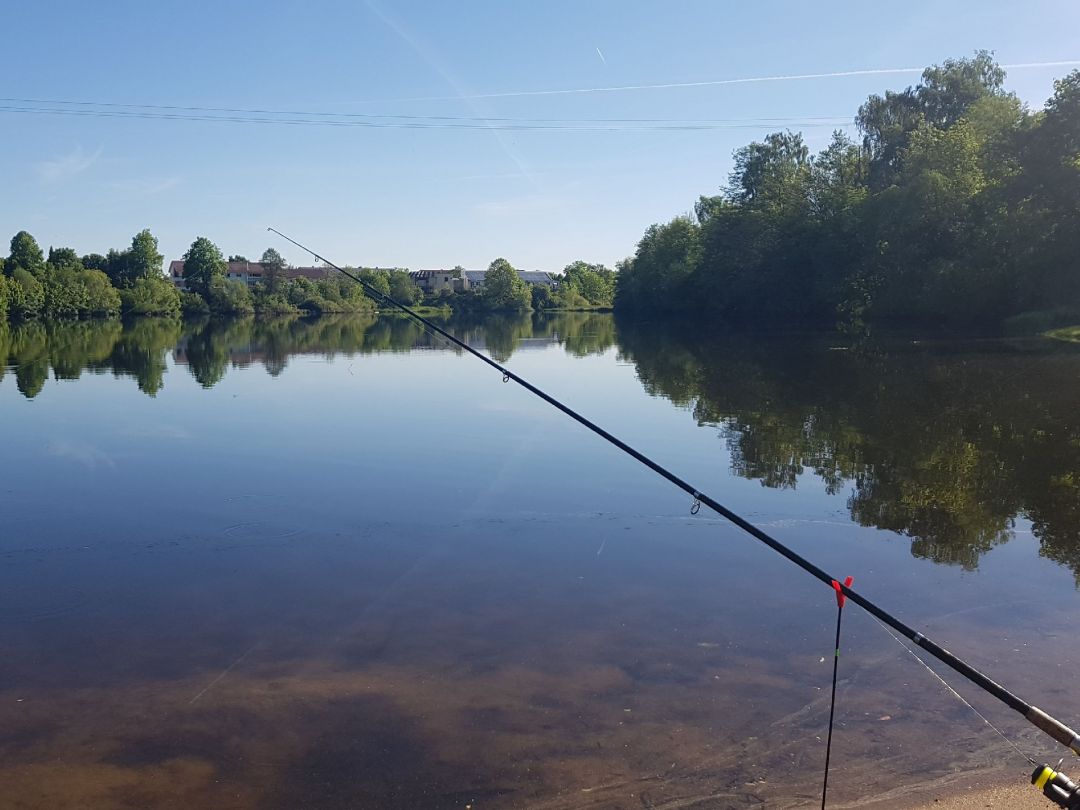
[596,47,607,65]
[363,0,538,186]
[343,60,1080,104]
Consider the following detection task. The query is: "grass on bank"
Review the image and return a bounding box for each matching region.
[1046,325,1080,343]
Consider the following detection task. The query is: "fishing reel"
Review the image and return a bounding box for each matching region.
[1033,763,1080,808]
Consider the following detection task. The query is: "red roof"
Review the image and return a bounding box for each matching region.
[170,260,265,276]
[284,266,332,280]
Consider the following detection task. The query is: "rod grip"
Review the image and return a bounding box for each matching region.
[1027,707,1080,755]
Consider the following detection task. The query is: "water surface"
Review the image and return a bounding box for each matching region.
[2,313,1079,808]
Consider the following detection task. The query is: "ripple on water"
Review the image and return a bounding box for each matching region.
[0,583,91,622]
[220,521,305,541]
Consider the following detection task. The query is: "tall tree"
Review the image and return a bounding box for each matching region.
[481,258,531,311]
[47,247,84,272]
[7,231,45,276]
[123,229,164,286]
[615,217,701,312]
[260,247,287,293]
[727,131,810,206]
[81,253,109,273]
[918,50,1006,128]
[182,237,226,299]
[388,270,421,304]
[563,260,615,306]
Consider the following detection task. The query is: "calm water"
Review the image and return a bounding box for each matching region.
[1,313,1079,809]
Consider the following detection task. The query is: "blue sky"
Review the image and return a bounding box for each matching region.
[2,0,1078,271]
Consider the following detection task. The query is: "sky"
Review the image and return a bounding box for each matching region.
[2,0,1078,271]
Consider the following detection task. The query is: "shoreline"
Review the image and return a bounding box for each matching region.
[847,765,1049,810]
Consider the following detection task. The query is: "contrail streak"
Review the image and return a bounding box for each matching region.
[343,60,1080,103]
[363,0,538,186]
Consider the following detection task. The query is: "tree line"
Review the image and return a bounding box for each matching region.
[0,229,177,319]
[0,229,615,321]
[438,258,615,312]
[614,53,1080,331]
[179,240,375,317]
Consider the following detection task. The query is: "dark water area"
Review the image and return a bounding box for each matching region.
[1,313,1079,809]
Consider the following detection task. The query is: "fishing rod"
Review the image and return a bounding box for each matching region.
[269,228,1080,789]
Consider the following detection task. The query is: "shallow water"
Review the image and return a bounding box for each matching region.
[1,313,1078,808]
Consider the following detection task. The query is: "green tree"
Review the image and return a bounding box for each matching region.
[47,247,84,272]
[7,231,45,276]
[122,229,164,287]
[182,237,226,299]
[563,261,615,307]
[481,258,531,311]
[260,247,288,293]
[8,268,45,316]
[614,217,701,312]
[531,284,555,310]
[357,268,391,299]
[728,131,810,206]
[388,269,421,305]
[81,253,108,272]
[104,248,130,286]
[856,88,924,190]
[207,276,254,314]
[81,270,122,315]
[228,255,249,262]
[918,50,1006,128]
[121,275,181,316]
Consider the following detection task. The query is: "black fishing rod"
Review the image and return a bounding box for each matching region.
[268,228,1080,767]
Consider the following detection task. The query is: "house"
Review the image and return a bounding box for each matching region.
[461,270,560,291]
[517,271,559,288]
[410,269,466,294]
[169,261,333,289]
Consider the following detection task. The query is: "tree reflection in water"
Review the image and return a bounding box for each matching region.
[617,320,1080,580]
[4,312,1077,580]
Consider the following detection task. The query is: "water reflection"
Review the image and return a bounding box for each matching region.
[618,322,1080,580]
[2,313,1078,579]
[0,311,617,397]
[3,313,1080,808]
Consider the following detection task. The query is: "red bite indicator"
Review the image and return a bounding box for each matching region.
[831,575,854,608]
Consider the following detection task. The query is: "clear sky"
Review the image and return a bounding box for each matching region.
[2,0,1078,271]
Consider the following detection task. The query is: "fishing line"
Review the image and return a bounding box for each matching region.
[873,617,1037,767]
[821,577,852,809]
[267,227,1080,761]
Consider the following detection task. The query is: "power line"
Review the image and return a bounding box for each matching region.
[0,104,854,132]
[0,96,853,125]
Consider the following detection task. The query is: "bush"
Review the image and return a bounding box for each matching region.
[81,269,122,315]
[180,290,210,316]
[207,277,255,315]
[531,285,555,310]
[255,292,299,315]
[9,268,45,317]
[121,276,181,316]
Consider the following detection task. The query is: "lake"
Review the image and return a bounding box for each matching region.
[1,312,1079,809]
